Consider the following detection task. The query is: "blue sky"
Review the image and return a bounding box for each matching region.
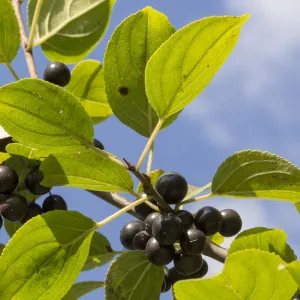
[1,0,300,299]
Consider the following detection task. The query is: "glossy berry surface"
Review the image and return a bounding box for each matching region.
[152,213,183,245]
[133,230,151,250]
[174,252,203,276]
[161,277,172,293]
[189,259,208,279]
[0,165,18,194]
[43,62,71,87]
[166,267,185,285]
[21,202,42,224]
[120,220,144,250]
[155,172,188,204]
[176,210,194,230]
[42,195,67,212]
[0,194,28,222]
[134,200,156,220]
[93,139,105,150]
[145,237,175,266]
[25,169,51,195]
[180,228,206,255]
[144,212,161,235]
[219,209,242,237]
[194,206,223,236]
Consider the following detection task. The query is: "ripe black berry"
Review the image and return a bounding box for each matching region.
[166,267,185,285]
[133,230,151,250]
[21,202,42,224]
[219,209,242,237]
[43,62,71,87]
[145,237,175,266]
[42,195,67,212]
[144,212,161,235]
[194,206,223,236]
[93,139,105,150]
[152,213,183,245]
[180,228,206,255]
[134,199,156,220]
[25,169,51,195]
[155,172,188,204]
[176,210,194,230]
[0,194,28,222]
[161,276,172,293]
[120,220,144,250]
[0,165,18,194]
[188,259,208,279]
[174,252,203,276]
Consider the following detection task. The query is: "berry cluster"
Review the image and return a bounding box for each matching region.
[119,172,242,293]
[0,163,68,232]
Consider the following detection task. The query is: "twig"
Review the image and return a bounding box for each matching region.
[146,143,154,174]
[123,158,174,213]
[203,239,228,263]
[12,0,38,78]
[5,62,20,80]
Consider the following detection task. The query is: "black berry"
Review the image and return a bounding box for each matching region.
[219,209,242,237]
[166,267,185,285]
[152,213,183,245]
[42,195,67,212]
[0,194,28,222]
[21,202,42,224]
[176,210,194,230]
[194,206,223,236]
[25,169,51,195]
[155,172,188,204]
[144,212,161,235]
[180,228,206,255]
[134,199,156,220]
[0,165,18,194]
[188,259,208,279]
[93,139,105,150]
[120,220,144,250]
[174,252,203,276]
[133,230,151,250]
[161,276,172,293]
[43,62,71,87]
[145,237,175,266]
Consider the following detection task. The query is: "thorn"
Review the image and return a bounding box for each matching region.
[123,158,136,172]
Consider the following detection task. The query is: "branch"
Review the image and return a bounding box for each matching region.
[123,158,174,213]
[12,0,38,78]
[203,239,228,263]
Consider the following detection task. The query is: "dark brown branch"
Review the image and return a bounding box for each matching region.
[12,0,38,78]
[203,239,228,263]
[123,158,173,213]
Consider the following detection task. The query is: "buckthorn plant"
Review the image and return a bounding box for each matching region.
[0,1,299,300]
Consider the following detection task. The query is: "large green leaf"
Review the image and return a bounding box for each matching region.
[6,143,49,161]
[0,211,95,300]
[174,250,298,300]
[0,79,94,151]
[228,228,296,263]
[104,7,177,137]
[4,219,22,238]
[0,0,20,63]
[83,231,117,271]
[286,261,300,287]
[40,148,134,193]
[66,60,112,124]
[63,281,104,300]
[0,244,5,255]
[294,202,300,214]
[212,150,300,202]
[145,15,249,119]
[27,0,115,63]
[105,251,164,300]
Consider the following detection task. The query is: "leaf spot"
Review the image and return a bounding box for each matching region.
[118,87,128,96]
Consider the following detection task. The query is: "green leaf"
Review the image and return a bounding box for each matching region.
[63,281,104,300]
[0,79,94,151]
[228,227,296,263]
[286,261,300,287]
[105,251,164,300]
[4,219,22,238]
[40,148,133,193]
[174,250,298,300]
[0,211,95,300]
[0,152,10,163]
[212,150,300,202]
[83,231,117,271]
[136,169,164,194]
[184,182,212,200]
[0,244,5,255]
[6,143,50,161]
[66,60,112,124]
[104,7,177,137]
[294,202,300,214]
[145,15,249,119]
[208,232,224,245]
[27,0,115,63]
[0,0,20,63]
